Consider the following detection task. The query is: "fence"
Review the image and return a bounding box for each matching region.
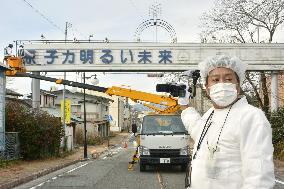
[0,132,20,160]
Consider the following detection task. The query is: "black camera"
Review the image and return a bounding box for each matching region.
[156,84,187,97]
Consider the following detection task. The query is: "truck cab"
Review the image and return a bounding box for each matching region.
[139,114,190,171]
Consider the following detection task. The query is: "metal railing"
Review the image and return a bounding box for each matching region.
[0,132,20,160]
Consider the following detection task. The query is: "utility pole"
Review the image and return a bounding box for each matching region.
[63,21,71,148]
[64,22,68,41]
[83,72,87,158]
[62,22,68,140]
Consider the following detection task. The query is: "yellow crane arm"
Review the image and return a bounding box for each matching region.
[106,86,177,107]
[105,86,180,114]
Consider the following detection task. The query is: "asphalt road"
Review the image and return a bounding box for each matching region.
[14,144,284,189]
[14,145,185,189]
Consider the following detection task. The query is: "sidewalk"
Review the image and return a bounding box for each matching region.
[0,132,129,189]
[275,160,284,180]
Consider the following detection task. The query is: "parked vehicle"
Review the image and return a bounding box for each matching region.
[139,114,190,171]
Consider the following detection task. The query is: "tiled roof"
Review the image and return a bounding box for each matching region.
[6,89,23,97]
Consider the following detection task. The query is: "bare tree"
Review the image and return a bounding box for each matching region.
[236,0,284,43]
[200,0,284,43]
[200,0,284,115]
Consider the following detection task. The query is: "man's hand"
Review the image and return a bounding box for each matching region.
[178,96,189,106]
[180,105,189,110]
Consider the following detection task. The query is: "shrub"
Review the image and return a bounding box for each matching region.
[270,107,284,160]
[75,128,105,145]
[5,101,64,160]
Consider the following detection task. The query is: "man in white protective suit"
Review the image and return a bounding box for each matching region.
[181,55,275,189]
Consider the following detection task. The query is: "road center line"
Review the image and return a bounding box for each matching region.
[156,169,164,189]
[66,162,89,173]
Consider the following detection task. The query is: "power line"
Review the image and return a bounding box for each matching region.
[71,26,88,40]
[21,0,88,40]
[128,0,146,20]
[21,0,64,33]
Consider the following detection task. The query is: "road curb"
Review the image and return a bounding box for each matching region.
[0,159,83,189]
[0,150,108,189]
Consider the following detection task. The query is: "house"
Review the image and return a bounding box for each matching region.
[87,90,131,132]
[27,88,114,149]
[6,89,32,108]
[39,89,57,108]
[37,89,75,150]
[6,89,23,100]
[50,89,113,140]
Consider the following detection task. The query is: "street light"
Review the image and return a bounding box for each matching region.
[40,34,45,40]
[89,34,94,42]
[87,74,99,85]
[83,73,99,159]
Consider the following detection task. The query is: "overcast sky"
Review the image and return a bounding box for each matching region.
[1,0,283,96]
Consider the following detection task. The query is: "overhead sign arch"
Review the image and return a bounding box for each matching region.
[22,41,284,72]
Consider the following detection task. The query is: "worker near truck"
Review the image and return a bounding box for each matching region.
[17,45,35,65]
[181,55,275,189]
[3,44,14,65]
[4,44,13,58]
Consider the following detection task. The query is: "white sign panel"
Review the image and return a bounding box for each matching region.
[23,42,284,71]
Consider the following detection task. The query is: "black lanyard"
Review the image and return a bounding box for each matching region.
[192,110,214,160]
[185,111,214,188]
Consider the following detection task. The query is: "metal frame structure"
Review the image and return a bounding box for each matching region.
[134,18,177,43]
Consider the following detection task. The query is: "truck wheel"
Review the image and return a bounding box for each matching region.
[140,162,146,172]
[181,164,188,172]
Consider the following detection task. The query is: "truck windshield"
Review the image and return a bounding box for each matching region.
[141,115,187,135]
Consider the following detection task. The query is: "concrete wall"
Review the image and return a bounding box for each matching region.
[76,122,98,135]
[109,97,125,132]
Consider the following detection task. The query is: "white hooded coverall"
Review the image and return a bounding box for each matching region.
[181,97,275,189]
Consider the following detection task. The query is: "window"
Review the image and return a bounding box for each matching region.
[142,115,187,134]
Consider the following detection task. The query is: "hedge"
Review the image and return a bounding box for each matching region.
[270,108,284,160]
[5,101,64,160]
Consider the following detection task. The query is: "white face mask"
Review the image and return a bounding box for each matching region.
[209,83,238,107]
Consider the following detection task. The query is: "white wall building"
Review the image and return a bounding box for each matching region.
[40,88,112,150]
[88,90,130,132]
